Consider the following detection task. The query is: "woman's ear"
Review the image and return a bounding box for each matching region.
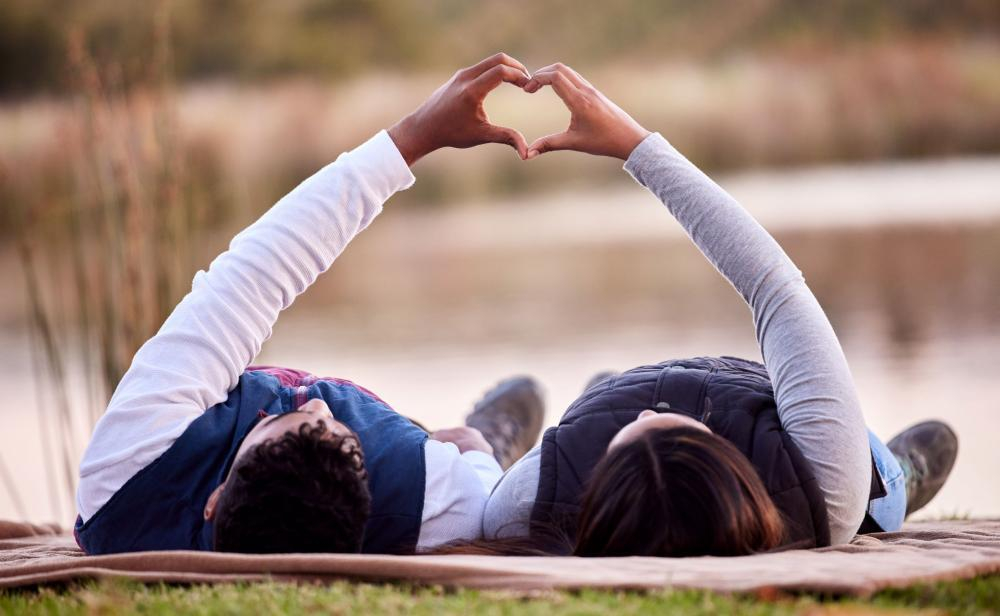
[204,483,226,521]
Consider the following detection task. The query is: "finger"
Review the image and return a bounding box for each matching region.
[528,62,587,89]
[460,52,529,80]
[523,70,580,103]
[526,131,576,159]
[525,69,587,95]
[483,124,529,159]
[469,64,530,97]
[526,62,591,93]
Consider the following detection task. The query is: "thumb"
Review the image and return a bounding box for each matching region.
[483,125,528,159]
[526,131,575,159]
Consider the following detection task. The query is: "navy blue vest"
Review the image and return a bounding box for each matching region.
[75,369,428,555]
[532,357,833,551]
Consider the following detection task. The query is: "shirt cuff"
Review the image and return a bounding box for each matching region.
[623,132,673,187]
[345,129,417,201]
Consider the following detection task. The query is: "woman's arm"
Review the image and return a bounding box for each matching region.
[624,134,869,543]
[525,64,870,544]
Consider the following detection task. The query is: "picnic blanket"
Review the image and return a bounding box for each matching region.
[1,519,998,596]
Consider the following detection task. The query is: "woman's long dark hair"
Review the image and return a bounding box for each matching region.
[430,426,785,557]
[574,426,784,556]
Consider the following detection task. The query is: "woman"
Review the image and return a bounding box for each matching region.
[475,63,959,556]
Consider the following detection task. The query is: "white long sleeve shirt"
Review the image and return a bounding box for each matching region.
[76,130,503,549]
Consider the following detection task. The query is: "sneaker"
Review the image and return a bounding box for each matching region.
[465,376,545,471]
[887,420,959,517]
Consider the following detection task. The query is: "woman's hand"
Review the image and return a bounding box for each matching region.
[389,53,531,165]
[431,426,495,456]
[524,63,651,160]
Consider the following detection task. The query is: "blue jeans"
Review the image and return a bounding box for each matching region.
[866,429,907,532]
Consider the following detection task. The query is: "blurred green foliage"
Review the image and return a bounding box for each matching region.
[3,0,1000,96]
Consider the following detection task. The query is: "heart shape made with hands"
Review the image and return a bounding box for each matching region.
[392,56,650,164]
[471,59,649,161]
[482,83,571,154]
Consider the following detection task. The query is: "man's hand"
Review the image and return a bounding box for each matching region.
[431,426,495,457]
[523,63,651,160]
[389,53,531,165]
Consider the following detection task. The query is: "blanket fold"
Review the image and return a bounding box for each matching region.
[1,520,998,595]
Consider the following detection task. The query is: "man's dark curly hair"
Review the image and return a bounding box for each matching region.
[213,420,371,553]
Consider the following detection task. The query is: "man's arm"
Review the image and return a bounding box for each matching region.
[77,131,414,520]
[418,440,503,549]
[77,52,533,522]
[430,426,503,492]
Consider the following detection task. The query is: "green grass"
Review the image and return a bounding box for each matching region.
[2,574,998,615]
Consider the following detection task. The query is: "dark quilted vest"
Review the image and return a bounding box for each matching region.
[75,369,428,555]
[532,356,831,551]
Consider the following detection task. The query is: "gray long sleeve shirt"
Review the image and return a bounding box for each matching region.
[484,133,871,546]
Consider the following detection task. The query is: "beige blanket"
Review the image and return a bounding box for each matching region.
[1,520,998,596]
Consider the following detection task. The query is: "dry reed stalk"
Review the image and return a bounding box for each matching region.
[0,453,27,521]
[19,237,76,520]
[16,1,208,518]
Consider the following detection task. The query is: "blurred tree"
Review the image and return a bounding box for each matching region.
[2,0,999,97]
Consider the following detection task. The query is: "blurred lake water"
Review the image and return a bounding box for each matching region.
[1,156,998,524]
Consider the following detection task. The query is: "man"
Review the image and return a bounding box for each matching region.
[75,53,543,555]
